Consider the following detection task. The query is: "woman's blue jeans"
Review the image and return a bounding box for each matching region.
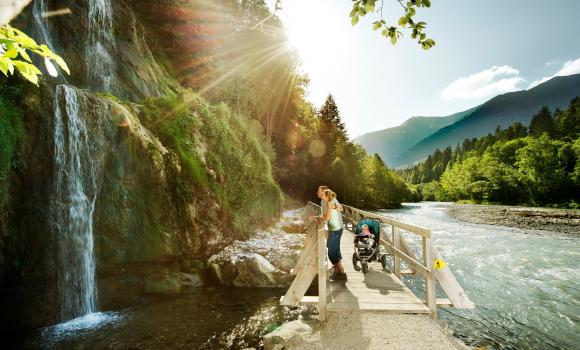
[327,228,343,265]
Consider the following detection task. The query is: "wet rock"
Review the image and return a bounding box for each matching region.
[263,320,316,350]
[143,273,182,295]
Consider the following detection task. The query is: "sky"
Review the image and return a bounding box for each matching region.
[265,0,580,138]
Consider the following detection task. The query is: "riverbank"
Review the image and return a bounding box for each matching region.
[265,313,470,350]
[446,203,580,234]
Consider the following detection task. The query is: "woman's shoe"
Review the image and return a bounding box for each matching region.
[333,272,347,281]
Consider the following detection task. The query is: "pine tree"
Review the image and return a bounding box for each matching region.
[529,106,554,137]
[318,94,347,148]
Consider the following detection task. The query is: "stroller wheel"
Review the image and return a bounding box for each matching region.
[352,253,361,271]
[362,262,368,274]
[380,254,388,270]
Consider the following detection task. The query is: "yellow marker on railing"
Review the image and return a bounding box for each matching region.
[434,259,446,270]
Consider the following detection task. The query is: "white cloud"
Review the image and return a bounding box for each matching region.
[441,65,525,101]
[529,58,580,89]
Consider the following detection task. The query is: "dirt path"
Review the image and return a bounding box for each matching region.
[295,312,470,350]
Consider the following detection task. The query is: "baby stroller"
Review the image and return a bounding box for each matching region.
[352,218,388,273]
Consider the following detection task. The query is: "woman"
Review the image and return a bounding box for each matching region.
[320,189,347,281]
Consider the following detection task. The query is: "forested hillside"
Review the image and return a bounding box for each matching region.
[397,74,580,166]
[353,107,476,167]
[402,98,580,207]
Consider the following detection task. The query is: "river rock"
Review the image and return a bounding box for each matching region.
[208,210,305,287]
[263,320,316,350]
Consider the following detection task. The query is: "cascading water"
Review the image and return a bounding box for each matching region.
[32,0,54,51]
[86,0,116,92]
[52,85,105,321]
[29,0,117,324]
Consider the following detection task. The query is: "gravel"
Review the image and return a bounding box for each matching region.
[446,204,580,234]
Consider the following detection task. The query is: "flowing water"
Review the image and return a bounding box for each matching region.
[86,0,116,92]
[378,202,580,350]
[52,85,107,321]
[30,0,115,323]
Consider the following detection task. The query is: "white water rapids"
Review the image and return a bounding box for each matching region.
[378,202,579,350]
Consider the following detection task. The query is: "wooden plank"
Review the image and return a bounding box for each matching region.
[430,245,475,309]
[317,228,327,321]
[280,241,318,306]
[291,223,317,274]
[393,226,401,278]
[379,239,429,277]
[327,302,430,313]
[330,293,425,303]
[423,236,437,319]
[343,205,431,238]
[437,298,453,307]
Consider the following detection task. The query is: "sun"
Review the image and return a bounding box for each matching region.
[276,0,348,76]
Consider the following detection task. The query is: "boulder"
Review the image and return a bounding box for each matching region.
[233,254,278,287]
[263,320,316,350]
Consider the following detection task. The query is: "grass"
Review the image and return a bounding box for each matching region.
[139,90,283,232]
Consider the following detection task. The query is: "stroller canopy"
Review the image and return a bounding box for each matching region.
[354,218,381,239]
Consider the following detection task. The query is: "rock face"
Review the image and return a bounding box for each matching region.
[208,210,305,288]
[0,0,283,330]
[263,320,317,350]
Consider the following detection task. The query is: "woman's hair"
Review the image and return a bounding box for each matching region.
[318,185,329,192]
[323,189,336,201]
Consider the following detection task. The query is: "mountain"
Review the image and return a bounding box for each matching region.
[352,107,476,167]
[396,74,580,166]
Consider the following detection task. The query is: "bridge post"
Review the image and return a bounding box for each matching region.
[423,233,437,319]
[392,226,401,278]
[317,228,327,321]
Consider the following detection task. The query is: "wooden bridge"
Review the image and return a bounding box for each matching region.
[280,202,474,321]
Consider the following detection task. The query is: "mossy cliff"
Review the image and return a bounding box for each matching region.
[0,0,283,330]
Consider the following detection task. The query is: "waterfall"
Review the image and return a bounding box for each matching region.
[52,85,106,321]
[86,0,116,92]
[32,0,54,51]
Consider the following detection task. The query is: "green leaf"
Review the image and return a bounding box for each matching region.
[373,21,382,31]
[0,57,14,75]
[398,16,409,27]
[4,47,18,59]
[423,0,431,7]
[351,14,360,26]
[390,36,397,45]
[381,29,388,36]
[17,47,31,62]
[13,60,40,85]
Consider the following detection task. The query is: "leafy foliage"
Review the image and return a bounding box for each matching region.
[0,25,69,85]
[403,99,580,207]
[313,94,412,208]
[140,91,283,231]
[349,0,435,49]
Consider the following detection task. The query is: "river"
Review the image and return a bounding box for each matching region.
[378,202,580,350]
[21,288,314,349]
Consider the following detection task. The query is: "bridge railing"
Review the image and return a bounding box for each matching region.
[280,201,474,322]
[280,201,328,320]
[342,204,475,316]
[342,204,437,317]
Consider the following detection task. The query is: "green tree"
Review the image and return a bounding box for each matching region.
[529,106,554,137]
[515,135,568,205]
